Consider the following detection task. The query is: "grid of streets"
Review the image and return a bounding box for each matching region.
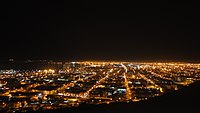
[0,62,200,112]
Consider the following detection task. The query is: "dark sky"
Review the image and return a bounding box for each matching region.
[3,1,197,62]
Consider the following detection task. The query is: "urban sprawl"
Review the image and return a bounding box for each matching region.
[0,62,200,112]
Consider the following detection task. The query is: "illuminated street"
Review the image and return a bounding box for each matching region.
[0,62,200,112]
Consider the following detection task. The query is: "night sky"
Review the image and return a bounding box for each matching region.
[4,1,197,62]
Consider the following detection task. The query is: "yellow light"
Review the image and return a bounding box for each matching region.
[44,70,48,73]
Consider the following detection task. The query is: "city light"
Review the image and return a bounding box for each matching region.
[0,62,200,112]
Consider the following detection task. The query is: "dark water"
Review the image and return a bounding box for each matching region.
[0,61,62,70]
